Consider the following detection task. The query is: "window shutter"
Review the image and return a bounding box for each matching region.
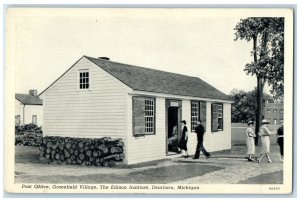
[211,104,218,132]
[200,102,206,130]
[133,97,146,135]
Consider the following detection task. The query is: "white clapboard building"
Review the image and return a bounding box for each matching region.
[40,56,233,164]
[15,90,43,126]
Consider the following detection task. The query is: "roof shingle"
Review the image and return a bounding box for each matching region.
[86,56,231,101]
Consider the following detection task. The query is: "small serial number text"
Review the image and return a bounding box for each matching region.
[269,187,280,190]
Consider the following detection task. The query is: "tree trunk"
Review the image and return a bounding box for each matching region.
[254,31,268,145]
[255,77,264,145]
[253,34,258,63]
[253,34,261,145]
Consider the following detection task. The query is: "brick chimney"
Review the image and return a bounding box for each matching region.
[29,89,38,96]
[98,57,110,60]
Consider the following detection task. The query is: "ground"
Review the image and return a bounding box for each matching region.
[15,144,283,184]
[15,125,284,184]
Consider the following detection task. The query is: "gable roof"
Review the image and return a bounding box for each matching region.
[15,94,43,105]
[85,56,231,101]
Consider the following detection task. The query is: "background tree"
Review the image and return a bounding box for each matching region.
[229,88,272,123]
[229,89,256,123]
[234,18,284,144]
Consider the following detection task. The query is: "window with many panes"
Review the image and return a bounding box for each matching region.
[211,103,223,132]
[191,101,206,131]
[79,70,89,89]
[145,99,155,134]
[132,97,156,136]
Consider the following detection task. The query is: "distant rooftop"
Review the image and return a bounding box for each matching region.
[15,93,43,105]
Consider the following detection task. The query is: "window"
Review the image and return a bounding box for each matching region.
[211,103,223,132]
[145,99,155,134]
[133,97,155,136]
[15,115,21,126]
[191,101,206,131]
[267,109,271,113]
[280,109,283,114]
[32,115,37,125]
[274,119,277,125]
[280,119,283,124]
[79,70,89,89]
[273,109,277,113]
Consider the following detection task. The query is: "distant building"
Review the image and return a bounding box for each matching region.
[15,90,43,126]
[264,98,283,125]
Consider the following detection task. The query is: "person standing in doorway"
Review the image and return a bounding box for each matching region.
[277,124,284,161]
[178,120,189,158]
[193,120,210,159]
[257,119,272,163]
[246,121,256,161]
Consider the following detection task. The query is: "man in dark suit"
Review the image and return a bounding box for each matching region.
[193,120,211,159]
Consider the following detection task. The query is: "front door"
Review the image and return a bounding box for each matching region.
[166,100,182,155]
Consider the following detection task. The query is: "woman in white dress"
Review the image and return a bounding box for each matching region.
[246,121,255,161]
[257,119,272,163]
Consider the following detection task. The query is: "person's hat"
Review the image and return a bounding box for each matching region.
[181,120,186,125]
[261,119,269,124]
[247,120,254,125]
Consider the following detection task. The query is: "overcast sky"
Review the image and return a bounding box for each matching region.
[10,9,258,95]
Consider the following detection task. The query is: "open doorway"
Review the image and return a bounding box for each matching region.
[167,107,179,154]
[166,99,182,155]
[167,107,184,156]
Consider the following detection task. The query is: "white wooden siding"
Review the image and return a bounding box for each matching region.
[43,57,130,139]
[126,96,166,164]
[182,99,198,156]
[174,100,231,156]
[15,99,43,126]
[203,102,231,152]
[42,56,232,164]
[126,96,231,164]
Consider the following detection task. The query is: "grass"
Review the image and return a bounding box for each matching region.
[15,145,41,164]
[231,126,280,146]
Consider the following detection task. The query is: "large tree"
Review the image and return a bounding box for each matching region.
[234,18,284,143]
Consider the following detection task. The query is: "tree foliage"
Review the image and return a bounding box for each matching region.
[229,89,256,123]
[229,89,272,123]
[234,17,284,98]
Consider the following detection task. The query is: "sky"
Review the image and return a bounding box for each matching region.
[10,8,258,95]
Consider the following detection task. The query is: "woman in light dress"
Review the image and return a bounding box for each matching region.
[257,119,272,163]
[246,121,256,161]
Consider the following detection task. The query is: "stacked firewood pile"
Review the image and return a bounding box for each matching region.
[39,136,125,167]
[15,124,43,146]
